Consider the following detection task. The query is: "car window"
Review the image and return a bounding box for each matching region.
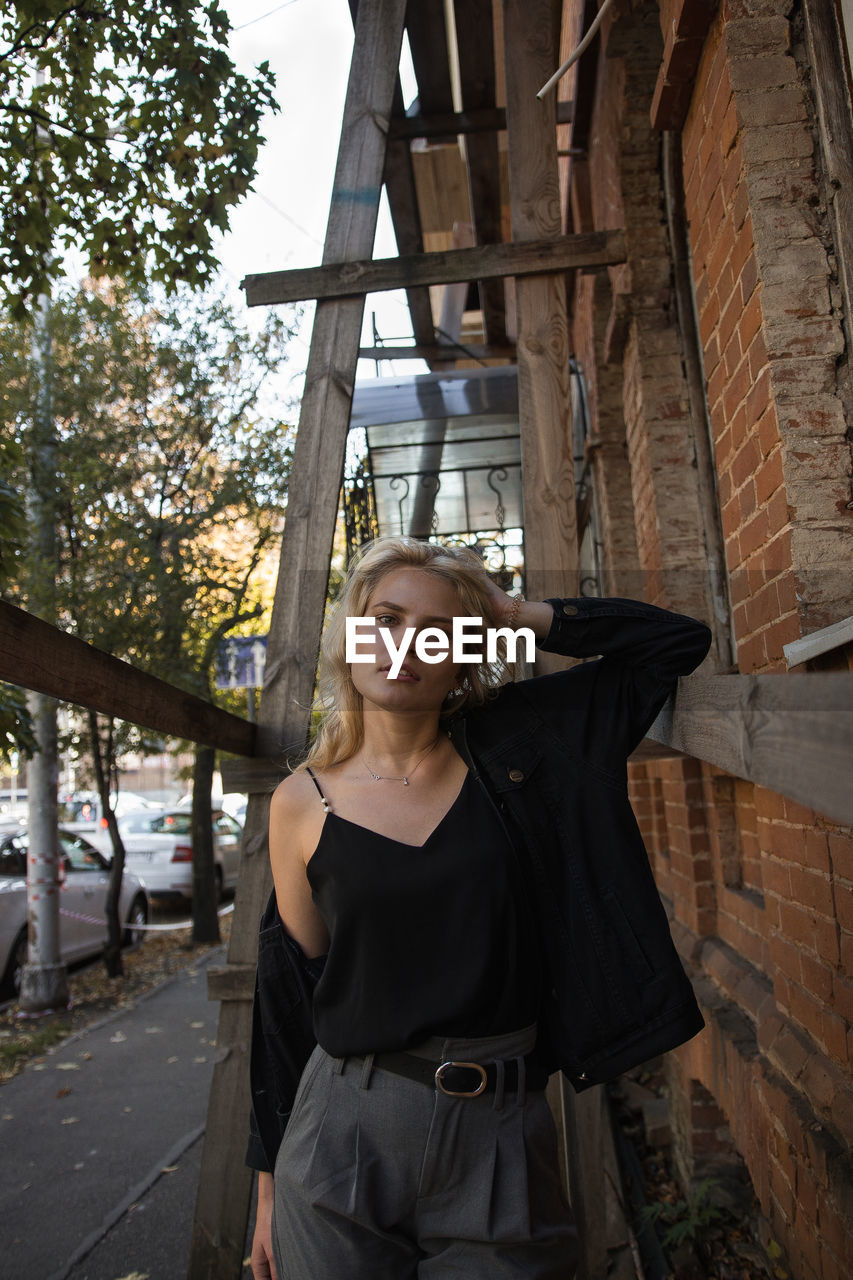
[214,814,241,836]
[60,832,107,871]
[119,812,159,834]
[0,837,26,877]
[151,813,191,835]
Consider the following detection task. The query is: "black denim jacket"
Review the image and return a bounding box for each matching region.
[246,596,712,1172]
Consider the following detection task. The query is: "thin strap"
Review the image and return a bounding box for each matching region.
[306,766,330,814]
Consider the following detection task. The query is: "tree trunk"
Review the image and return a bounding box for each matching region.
[20,690,68,1011]
[191,744,219,944]
[90,711,125,978]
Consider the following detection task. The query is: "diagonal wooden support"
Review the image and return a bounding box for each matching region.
[242,229,625,306]
[186,2,409,1275]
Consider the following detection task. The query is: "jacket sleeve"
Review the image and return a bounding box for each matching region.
[245,892,323,1173]
[516,596,711,772]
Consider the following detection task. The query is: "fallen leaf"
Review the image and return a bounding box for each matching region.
[61,1116,79,1125]
[79,1051,92,1060]
[189,1021,204,1028]
[161,1164,178,1173]
[2,1114,13,1121]
[55,1062,80,1071]
[110,1031,127,1043]
[56,1087,72,1099]
[167,1056,178,1064]
[193,1056,207,1064]
[74,1162,84,1170]
[123,1106,132,1113]
[145,1027,163,1034]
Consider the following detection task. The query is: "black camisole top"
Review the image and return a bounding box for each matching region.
[305,769,541,1057]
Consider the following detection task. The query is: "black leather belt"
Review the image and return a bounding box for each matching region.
[370,1050,549,1097]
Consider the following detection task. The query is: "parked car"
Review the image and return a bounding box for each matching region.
[117,809,243,902]
[56,791,160,836]
[0,828,149,1000]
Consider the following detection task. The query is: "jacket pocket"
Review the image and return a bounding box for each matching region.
[602,891,655,983]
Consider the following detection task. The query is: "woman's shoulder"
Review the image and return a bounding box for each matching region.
[271,767,322,819]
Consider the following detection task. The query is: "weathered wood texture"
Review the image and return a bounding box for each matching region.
[0,600,254,756]
[188,3,409,1276]
[455,0,507,343]
[562,1081,608,1280]
[384,80,436,347]
[802,0,853,345]
[242,229,626,306]
[648,671,853,828]
[389,100,575,141]
[503,0,579,606]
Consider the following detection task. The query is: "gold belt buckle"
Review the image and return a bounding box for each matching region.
[435,1059,488,1098]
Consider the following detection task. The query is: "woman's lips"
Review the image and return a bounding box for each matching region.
[381,663,418,680]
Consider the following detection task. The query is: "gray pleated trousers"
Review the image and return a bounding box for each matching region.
[272,1025,578,1278]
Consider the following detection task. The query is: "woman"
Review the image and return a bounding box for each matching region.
[249,536,712,1279]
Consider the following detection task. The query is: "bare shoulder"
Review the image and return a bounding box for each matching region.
[269,769,326,869]
[270,769,319,821]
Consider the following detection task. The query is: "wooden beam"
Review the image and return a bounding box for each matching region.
[383,79,436,348]
[503,0,578,608]
[802,0,853,356]
[0,600,254,756]
[389,100,575,140]
[405,0,454,114]
[189,3,410,1277]
[648,671,853,828]
[359,342,517,361]
[243,229,625,306]
[455,0,507,344]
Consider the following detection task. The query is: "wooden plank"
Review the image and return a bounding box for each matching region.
[562,1081,608,1280]
[359,341,517,361]
[405,0,454,114]
[0,600,254,756]
[188,3,409,1276]
[389,100,575,140]
[802,0,853,347]
[455,0,507,344]
[648,671,853,827]
[383,78,436,348]
[206,964,256,1002]
[503,0,579,607]
[784,615,853,668]
[242,229,626,306]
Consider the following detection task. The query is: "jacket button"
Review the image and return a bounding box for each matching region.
[561,603,579,617]
[508,768,525,783]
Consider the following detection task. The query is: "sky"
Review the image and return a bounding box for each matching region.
[218,0,427,389]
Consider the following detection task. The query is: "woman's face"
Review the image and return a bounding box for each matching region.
[349,566,475,715]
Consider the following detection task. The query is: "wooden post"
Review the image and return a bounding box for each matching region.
[562,1082,608,1280]
[186,2,408,1275]
[502,0,578,606]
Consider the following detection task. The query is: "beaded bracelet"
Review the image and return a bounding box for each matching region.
[506,593,524,628]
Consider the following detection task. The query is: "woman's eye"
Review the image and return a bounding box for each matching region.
[375,614,397,626]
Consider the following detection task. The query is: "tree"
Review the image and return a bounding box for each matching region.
[1,277,296,965]
[0,2,277,319]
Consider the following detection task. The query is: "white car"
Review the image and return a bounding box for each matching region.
[57,791,161,837]
[0,828,149,999]
[117,809,243,902]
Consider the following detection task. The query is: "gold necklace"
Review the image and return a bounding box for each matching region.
[361,737,439,785]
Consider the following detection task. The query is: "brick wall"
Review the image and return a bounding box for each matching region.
[566,0,853,1275]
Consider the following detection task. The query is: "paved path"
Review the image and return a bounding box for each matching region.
[0,949,254,1280]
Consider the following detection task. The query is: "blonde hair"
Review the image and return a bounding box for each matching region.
[297,537,513,772]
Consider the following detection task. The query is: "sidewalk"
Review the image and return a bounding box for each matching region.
[0,948,251,1280]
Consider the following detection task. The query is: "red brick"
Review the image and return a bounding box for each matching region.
[756,448,783,503]
[789,866,835,917]
[829,833,853,882]
[738,288,764,350]
[778,900,814,949]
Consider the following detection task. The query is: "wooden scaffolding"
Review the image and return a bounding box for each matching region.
[1,3,852,1278]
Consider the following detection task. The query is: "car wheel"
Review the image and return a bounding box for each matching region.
[123,896,148,948]
[214,865,224,903]
[2,927,28,1001]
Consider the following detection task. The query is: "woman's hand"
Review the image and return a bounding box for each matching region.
[251,1171,278,1280]
[479,573,556,641]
